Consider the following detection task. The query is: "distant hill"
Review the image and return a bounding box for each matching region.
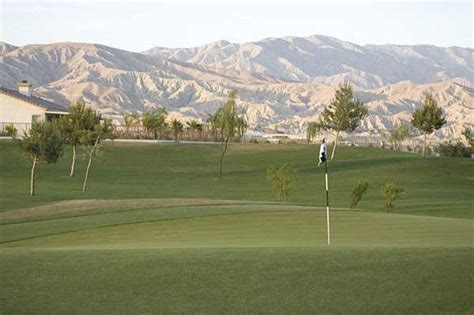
[0,37,472,140]
[145,35,474,89]
[0,42,18,56]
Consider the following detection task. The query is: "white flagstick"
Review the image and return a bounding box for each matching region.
[324,161,330,245]
[319,139,330,245]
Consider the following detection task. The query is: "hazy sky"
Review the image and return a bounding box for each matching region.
[1,0,472,51]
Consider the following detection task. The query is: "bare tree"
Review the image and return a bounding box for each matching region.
[81,113,114,193]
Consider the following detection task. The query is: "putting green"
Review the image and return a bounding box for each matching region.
[1,200,471,249]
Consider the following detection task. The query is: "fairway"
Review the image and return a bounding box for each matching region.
[1,141,473,313]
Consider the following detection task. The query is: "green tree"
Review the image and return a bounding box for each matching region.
[320,82,368,160]
[306,121,323,143]
[236,116,248,142]
[411,94,446,158]
[266,163,295,202]
[214,90,241,178]
[350,179,369,208]
[381,182,403,210]
[436,141,471,158]
[58,100,97,177]
[186,120,203,140]
[142,108,167,139]
[390,122,410,150]
[462,127,473,149]
[171,119,184,142]
[207,113,220,141]
[16,121,64,196]
[379,129,390,149]
[81,112,114,193]
[123,112,138,136]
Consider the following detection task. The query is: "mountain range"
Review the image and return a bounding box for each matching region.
[145,35,473,89]
[1,35,473,140]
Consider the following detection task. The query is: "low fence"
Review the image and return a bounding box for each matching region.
[112,125,219,142]
[0,122,220,142]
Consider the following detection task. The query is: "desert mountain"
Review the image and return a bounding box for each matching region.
[145,35,474,89]
[0,38,472,141]
[0,42,272,112]
[0,42,18,56]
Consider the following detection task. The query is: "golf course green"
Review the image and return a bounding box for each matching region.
[0,141,472,313]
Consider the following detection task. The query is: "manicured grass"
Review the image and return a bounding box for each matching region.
[1,247,472,314]
[1,200,472,313]
[0,141,472,313]
[0,141,472,218]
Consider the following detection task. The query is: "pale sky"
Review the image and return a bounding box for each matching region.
[0,0,472,51]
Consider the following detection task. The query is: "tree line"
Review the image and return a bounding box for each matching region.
[8,101,113,195]
[119,106,247,143]
[8,91,247,195]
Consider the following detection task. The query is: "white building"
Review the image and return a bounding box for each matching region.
[0,81,68,135]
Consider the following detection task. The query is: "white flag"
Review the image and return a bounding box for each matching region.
[318,140,327,166]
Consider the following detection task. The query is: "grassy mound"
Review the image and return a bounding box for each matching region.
[1,200,471,248]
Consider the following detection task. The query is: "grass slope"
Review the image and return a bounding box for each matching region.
[1,141,473,218]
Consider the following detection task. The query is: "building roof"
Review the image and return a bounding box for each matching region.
[0,86,68,113]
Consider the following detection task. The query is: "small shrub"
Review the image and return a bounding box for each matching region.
[381,182,403,210]
[436,141,471,158]
[4,124,18,138]
[266,163,295,202]
[462,127,473,148]
[350,179,369,208]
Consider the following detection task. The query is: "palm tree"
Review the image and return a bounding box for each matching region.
[306,121,323,143]
[123,113,138,138]
[186,120,203,140]
[142,108,167,139]
[171,119,184,142]
[207,113,219,141]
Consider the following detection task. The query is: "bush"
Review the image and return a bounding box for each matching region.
[4,124,18,138]
[436,141,471,158]
[350,179,369,208]
[381,182,403,210]
[266,163,295,202]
